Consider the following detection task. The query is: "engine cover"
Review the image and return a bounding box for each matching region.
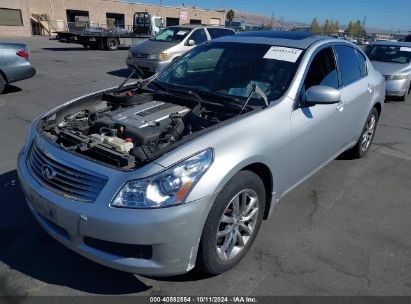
[94,101,189,145]
[110,100,189,128]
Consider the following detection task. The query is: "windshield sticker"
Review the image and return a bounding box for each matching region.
[400,47,411,52]
[176,30,188,35]
[263,46,302,62]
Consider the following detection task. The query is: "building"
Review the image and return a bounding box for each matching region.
[0,0,226,37]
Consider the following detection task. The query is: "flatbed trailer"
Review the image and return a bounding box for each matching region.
[55,12,164,51]
[55,30,149,50]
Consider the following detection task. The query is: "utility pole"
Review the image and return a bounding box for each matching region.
[269,10,275,29]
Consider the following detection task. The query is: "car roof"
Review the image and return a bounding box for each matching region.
[371,41,411,47]
[168,24,233,30]
[215,31,331,49]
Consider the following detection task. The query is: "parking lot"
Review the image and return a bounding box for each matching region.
[0,36,411,296]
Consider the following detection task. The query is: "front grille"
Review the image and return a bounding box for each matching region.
[26,142,108,202]
[132,52,148,58]
[83,237,153,259]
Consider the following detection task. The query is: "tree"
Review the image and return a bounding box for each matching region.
[323,19,331,35]
[310,18,321,34]
[333,21,340,35]
[226,9,235,26]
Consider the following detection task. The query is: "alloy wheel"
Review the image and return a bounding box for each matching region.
[361,114,376,152]
[216,189,259,261]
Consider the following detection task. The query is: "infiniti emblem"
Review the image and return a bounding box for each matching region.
[41,165,57,180]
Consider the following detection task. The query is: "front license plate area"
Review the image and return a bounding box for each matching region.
[29,190,57,224]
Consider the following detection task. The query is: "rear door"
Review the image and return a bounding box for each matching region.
[334,45,373,143]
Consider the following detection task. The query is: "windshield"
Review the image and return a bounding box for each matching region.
[150,27,191,42]
[153,42,302,103]
[364,45,411,64]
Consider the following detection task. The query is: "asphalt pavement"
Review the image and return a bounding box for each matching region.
[0,36,410,296]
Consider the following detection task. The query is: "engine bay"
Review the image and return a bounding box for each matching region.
[39,85,255,169]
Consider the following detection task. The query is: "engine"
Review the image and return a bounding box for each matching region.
[40,88,242,168]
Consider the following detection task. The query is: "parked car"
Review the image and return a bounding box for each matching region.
[0,42,36,94]
[18,31,384,276]
[364,41,411,100]
[126,25,235,74]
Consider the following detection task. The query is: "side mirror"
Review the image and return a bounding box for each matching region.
[305,85,341,105]
[186,39,196,46]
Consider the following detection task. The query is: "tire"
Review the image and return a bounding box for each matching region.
[104,38,119,51]
[197,171,266,275]
[345,107,379,159]
[399,81,411,101]
[0,73,5,94]
[399,93,406,101]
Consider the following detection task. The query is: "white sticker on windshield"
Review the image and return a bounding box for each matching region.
[263,46,302,62]
[400,47,411,52]
[176,30,188,35]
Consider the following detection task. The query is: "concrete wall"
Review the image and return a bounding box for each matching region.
[0,0,226,37]
[0,0,31,37]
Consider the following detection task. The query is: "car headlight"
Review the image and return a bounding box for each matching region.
[148,53,168,61]
[387,74,407,80]
[111,149,213,209]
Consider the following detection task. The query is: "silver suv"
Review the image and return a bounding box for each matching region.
[126,25,235,74]
[18,31,385,276]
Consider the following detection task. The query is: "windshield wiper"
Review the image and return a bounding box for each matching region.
[147,81,204,105]
[192,89,242,105]
[239,83,269,115]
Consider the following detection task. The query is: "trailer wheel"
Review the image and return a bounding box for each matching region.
[105,38,119,51]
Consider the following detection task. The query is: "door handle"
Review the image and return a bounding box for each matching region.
[336,101,344,111]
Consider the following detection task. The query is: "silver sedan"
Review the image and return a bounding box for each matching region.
[364,41,411,100]
[18,31,385,276]
[0,41,36,93]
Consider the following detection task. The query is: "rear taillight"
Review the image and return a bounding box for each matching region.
[16,50,30,59]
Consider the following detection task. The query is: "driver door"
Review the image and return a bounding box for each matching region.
[289,46,348,185]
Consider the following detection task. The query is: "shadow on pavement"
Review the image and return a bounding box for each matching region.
[42,47,129,52]
[2,85,22,95]
[0,170,151,295]
[42,47,90,51]
[107,68,135,79]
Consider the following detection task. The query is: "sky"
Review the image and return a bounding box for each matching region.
[130,0,411,31]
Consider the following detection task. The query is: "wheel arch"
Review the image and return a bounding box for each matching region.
[240,162,274,220]
[373,101,382,117]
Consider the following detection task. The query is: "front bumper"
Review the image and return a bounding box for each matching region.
[125,57,171,73]
[385,78,410,97]
[17,141,217,276]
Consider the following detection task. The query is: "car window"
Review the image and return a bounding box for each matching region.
[187,48,224,72]
[364,44,411,64]
[188,29,208,45]
[304,47,339,91]
[334,45,363,86]
[150,27,190,42]
[156,42,302,102]
[356,50,367,77]
[207,28,235,39]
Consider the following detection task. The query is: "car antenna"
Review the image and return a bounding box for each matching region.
[116,66,144,93]
[239,83,269,115]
